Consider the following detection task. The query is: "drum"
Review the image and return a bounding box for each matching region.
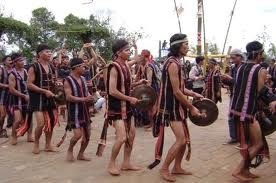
[130,85,157,111]
[188,98,219,126]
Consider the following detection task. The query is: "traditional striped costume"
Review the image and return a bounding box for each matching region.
[66,75,91,131]
[205,69,222,104]
[9,69,28,115]
[96,60,132,156]
[149,56,191,169]
[230,63,270,168]
[145,62,160,93]
[0,67,10,106]
[133,63,148,127]
[28,62,59,132]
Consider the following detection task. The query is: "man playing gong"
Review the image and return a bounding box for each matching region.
[151,33,203,182]
[106,39,146,175]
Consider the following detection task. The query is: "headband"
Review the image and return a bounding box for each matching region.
[170,38,188,47]
[13,56,25,62]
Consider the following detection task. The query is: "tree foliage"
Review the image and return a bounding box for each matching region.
[1,7,143,62]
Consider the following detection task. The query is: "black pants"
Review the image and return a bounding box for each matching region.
[192,87,204,95]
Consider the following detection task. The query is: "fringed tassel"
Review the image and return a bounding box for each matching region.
[43,112,51,132]
[96,119,109,157]
[148,125,164,169]
[182,120,191,161]
[53,109,59,127]
[16,112,33,137]
[56,131,67,147]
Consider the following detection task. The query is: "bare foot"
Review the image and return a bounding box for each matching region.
[160,169,176,182]
[121,164,142,171]
[44,146,59,152]
[171,167,192,175]
[108,164,121,176]
[10,137,17,145]
[67,151,75,162]
[244,170,260,179]
[27,137,34,143]
[32,144,40,154]
[232,172,253,182]
[77,154,91,161]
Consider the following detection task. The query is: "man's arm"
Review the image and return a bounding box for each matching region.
[64,79,88,103]
[0,68,8,89]
[169,63,194,110]
[9,74,26,98]
[27,66,47,94]
[258,69,267,92]
[146,66,153,86]
[109,67,135,103]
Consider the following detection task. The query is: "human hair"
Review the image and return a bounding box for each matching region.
[10,52,23,61]
[168,33,187,57]
[1,55,10,63]
[36,44,51,55]
[195,56,204,64]
[246,41,263,60]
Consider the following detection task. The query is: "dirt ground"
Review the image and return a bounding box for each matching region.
[1,91,276,183]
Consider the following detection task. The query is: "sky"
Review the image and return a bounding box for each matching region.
[1,0,276,57]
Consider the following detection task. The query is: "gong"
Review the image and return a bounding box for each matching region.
[130,85,157,111]
[188,98,219,126]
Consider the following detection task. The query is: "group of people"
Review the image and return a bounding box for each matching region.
[0,32,276,182]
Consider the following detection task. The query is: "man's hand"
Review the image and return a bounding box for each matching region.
[45,90,55,98]
[84,95,94,102]
[129,97,139,105]
[139,79,148,85]
[83,43,92,49]
[269,101,276,113]
[190,106,201,117]
[193,93,204,99]
[220,74,232,81]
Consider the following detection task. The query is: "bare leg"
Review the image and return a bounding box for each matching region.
[77,126,91,161]
[45,112,58,152]
[242,120,263,178]
[67,129,82,162]
[11,110,22,145]
[108,120,126,176]
[121,120,141,171]
[172,145,192,175]
[27,120,34,142]
[160,121,187,182]
[32,112,45,154]
[0,106,7,137]
[232,120,263,181]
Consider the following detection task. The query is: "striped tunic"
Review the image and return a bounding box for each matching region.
[155,56,186,125]
[145,62,160,93]
[28,62,56,112]
[9,69,28,113]
[106,61,132,121]
[0,67,10,105]
[66,75,90,130]
[205,69,221,103]
[230,63,263,123]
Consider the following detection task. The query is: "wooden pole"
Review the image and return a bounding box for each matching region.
[197,0,203,56]
[173,0,182,33]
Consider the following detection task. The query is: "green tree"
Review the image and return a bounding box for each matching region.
[30,7,59,49]
[267,43,276,58]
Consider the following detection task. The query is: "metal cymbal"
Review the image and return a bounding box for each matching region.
[130,85,157,111]
[188,98,219,126]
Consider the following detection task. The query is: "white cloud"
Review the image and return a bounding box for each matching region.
[1,0,276,57]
